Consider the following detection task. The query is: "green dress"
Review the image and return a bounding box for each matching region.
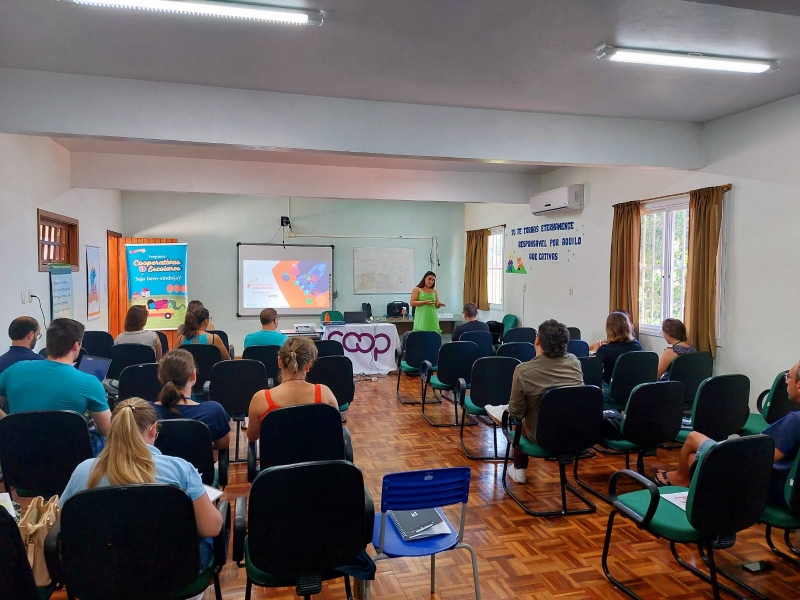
[413,290,441,333]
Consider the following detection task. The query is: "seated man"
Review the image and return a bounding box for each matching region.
[506,319,584,483]
[0,316,44,376]
[243,308,288,350]
[0,318,111,455]
[659,360,800,507]
[450,302,489,342]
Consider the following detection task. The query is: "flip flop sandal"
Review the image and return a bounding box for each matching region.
[654,470,672,487]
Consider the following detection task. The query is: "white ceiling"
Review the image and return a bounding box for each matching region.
[2,0,800,123]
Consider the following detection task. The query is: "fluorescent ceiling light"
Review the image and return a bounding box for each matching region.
[597,46,776,74]
[59,0,323,26]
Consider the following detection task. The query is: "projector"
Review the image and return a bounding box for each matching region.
[294,323,318,333]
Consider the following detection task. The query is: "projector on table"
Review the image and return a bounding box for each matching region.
[294,323,318,333]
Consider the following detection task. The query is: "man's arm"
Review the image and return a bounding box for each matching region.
[90,409,112,436]
[507,370,527,419]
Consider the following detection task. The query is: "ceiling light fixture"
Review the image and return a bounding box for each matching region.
[597,45,777,74]
[59,0,323,26]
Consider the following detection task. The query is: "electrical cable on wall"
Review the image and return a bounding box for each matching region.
[32,294,47,329]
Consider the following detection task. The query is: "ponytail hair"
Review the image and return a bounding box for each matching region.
[87,398,157,488]
[157,349,195,414]
[183,307,209,340]
[279,336,317,375]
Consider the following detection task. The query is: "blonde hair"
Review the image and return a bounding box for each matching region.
[606,312,635,343]
[279,336,317,374]
[87,398,157,488]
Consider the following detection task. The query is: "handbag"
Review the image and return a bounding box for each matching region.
[18,495,60,587]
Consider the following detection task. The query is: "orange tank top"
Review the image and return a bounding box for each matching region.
[259,384,323,421]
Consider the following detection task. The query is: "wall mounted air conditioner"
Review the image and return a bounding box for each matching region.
[530,184,584,216]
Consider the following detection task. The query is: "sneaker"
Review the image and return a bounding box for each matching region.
[506,464,526,484]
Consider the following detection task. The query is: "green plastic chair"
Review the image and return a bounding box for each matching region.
[501,314,518,338]
[602,435,775,600]
[759,448,800,563]
[320,310,344,322]
[674,374,749,444]
[741,370,800,436]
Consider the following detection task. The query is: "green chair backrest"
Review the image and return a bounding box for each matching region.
[501,314,518,336]
[320,310,344,322]
[761,370,800,424]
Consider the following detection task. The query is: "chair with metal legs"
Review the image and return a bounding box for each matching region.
[420,341,480,427]
[395,331,441,405]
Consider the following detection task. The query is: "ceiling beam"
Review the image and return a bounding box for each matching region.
[682,0,800,17]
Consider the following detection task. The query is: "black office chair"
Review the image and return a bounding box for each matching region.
[605,351,658,407]
[579,356,604,390]
[742,370,800,436]
[241,345,281,388]
[81,330,114,358]
[233,461,375,600]
[247,403,353,483]
[155,418,229,489]
[667,351,713,410]
[676,374,750,443]
[420,341,480,427]
[118,363,162,403]
[206,359,267,462]
[757,450,800,565]
[502,385,603,517]
[486,320,504,346]
[460,330,494,358]
[314,339,345,357]
[496,342,535,362]
[602,435,774,600]
[0,503,38,598]
[0,411,93,498]
[396,331,441,404]
[567,339,589,358]
[459,356,520,460]
[156,330,169,355]
[182,344,223,400]
[210,329,234,359]
[567,327,581,340]
[502,327,536,344]
[45,484,230,600]
[107,343,157,381]
[576,381,685,503]
[307,355,354,414]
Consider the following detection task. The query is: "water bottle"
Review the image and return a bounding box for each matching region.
[401,307,407,320]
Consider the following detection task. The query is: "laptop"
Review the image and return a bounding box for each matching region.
[344,311,368,324]
[77,354,112,382]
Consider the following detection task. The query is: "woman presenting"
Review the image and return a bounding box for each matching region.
[410,271,445,333]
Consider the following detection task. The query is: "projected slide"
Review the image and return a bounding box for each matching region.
[238,244,334,317]
[242,260,330,309]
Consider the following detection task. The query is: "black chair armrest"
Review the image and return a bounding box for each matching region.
[395,347,403,368]
[608,469,660,529]
[457,378,467,407]
[501,410,523,446]
[420,360,433,384]
[247,441,257,483]
[233,496,247,567]
[218,447,229,489]
[343,427,354,463]
[228,344,235,360]
[202,380,211,402]
[44,520,63,585]
[364,485,375,545]
[213,500,230,569]
[756,389,769,413]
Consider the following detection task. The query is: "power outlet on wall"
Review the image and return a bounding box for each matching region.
[28,290,33,303]
[522,284,527,292]
[569,286,573,296]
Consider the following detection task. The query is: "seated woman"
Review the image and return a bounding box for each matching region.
[246,336,338,443]
[60,398,222,571]
[153,349,231,450]
[114,305,162,361]
[657,318,696,380]
[178,308,230,360]
[179,300,216,336]
[589,311,642,394]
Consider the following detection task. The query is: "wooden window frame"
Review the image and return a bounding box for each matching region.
[38,209,79,272]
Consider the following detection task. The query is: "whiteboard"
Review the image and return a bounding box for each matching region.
[353,247,416,294]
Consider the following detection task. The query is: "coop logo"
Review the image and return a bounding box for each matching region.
[129,248,146,255]
[326,331,391,361]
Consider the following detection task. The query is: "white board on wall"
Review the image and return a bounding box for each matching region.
[353,247,415,294]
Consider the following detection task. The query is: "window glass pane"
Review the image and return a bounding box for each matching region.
[487,231,503,306]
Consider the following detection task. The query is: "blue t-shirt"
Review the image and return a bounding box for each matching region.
[153,401,232,442]
[0,346,45,376]
[0,359,108,414]
[764,411,800,505]
[60,445,206,505]
[243,329,287,350]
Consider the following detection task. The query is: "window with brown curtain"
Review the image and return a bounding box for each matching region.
[38,209,79,272]
[463,229,489,311]
[609,201,641,331]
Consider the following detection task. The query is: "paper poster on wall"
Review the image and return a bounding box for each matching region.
[49,263,74,320]
[507,220,586,266]
[86,245,101,321]
[125,243,188,331]
[353,247,415,294]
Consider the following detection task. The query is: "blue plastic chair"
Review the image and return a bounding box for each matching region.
[496,342,535,362]
[502,327,536,344]
[567,339,589,358]
[460,330,494,358]
[367,467,480,600]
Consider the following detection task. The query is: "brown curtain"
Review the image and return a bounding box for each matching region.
[609,201,641,332]
[685,186,725,357]
[463,229,489,311]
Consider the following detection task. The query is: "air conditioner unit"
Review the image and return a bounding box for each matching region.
[530,184,584,216]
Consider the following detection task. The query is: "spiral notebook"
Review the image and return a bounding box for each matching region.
[388,508,449,541]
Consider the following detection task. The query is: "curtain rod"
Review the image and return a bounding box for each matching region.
[620,183,732,206]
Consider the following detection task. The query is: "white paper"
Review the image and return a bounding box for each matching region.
[661,491,689,511]
[485,404,508,425]
[204,485,223,502]
[0,492,14,516]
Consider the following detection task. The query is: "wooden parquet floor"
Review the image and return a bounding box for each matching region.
[51,374,800,599]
